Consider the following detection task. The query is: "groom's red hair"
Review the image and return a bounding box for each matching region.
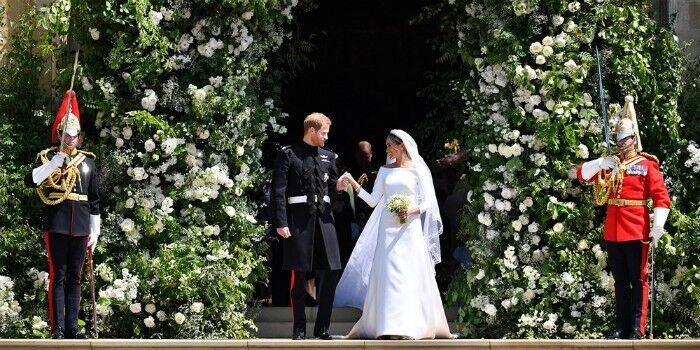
[303,112,332,134]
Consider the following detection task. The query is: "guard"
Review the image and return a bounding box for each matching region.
[577,96,671,339]
[25,90,101,339]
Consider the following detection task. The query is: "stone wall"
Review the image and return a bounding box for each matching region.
[669,0,700,62]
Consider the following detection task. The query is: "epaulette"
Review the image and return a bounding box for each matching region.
[36,147,58,163]
[321,147,338,159]
[639,152,659,164]
[78,150,97,159]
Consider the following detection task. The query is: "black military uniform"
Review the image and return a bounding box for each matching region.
[25,90,100,339]
[272,141,341,339]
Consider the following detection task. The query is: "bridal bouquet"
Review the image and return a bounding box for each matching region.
[386,194,411,224]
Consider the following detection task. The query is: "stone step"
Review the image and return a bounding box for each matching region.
[2,339,700,350]
[254,321,462,339]
[253,307,458,322]
[252,307,461,338]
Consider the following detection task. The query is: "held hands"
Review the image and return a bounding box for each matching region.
[650,226,664,247]
[338,172,356,191]
[276,227,291,239]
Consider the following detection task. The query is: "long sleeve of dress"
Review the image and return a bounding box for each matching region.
[416,178,430,214]
[358,168,384,208]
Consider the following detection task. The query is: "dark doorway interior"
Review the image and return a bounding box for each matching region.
[275,0,437,167]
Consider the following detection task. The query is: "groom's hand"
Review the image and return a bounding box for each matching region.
[276,227,291,239]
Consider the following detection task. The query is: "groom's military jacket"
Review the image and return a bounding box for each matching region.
[272,142,342,271]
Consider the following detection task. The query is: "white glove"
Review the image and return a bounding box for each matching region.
[650,207,670,247]
[650,226,664,247]
[600,156,619,170]
[88,214,101,253]
[49,152,68,168]
[31,152,67,185]
[580,156,619,181]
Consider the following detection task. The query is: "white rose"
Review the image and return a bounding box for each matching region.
[115,138,124,148]
[156,310,167,321]
[236,145,245,156]
[529,42,543,54]
[511,144,523,156]
[190,302,204,313]
[512,221,523,231]
[553,223,564,233]
[568,1,581,12]
[578,144,589,159]
[545,99,556,110]
[528,223,539,233]
[242,11,254,20]
[542,36,554,46]
[577,240,589,250]
[542,45,553,57]
[144,316,155,328]
[89,28,100,40]
[125,198,135,209]
[483,304,497,316]
[564,59,578,72]
[145,303,156,314]
[224,206,236,217]
[488,144,498,153]
[531,234,541,245]
[129,303,142,313]
[122,127,133,140]
[523,197,534,207]
[144,139,156,152]
[552,15,565,27]
[120,218,135,232]
[535,55,546,65]
[174,312,186,324]
[150,11,163,26]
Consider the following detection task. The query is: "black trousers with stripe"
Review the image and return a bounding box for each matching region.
[606,240,649,336]
[44,232,88,333]
[290,221,339,335]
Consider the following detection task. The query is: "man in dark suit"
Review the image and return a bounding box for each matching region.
[272,113,344,340]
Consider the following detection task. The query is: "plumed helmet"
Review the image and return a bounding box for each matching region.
[615,95,642,151]
[51,90,81,143]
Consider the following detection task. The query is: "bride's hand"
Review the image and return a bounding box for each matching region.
[397,207,420,219]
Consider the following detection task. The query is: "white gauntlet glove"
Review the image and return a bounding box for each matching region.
[32,152,67,185]
[88,214,101,253]
[650,207,670,247]
[580,156,619,181]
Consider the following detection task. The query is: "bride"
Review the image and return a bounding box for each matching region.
[335,129,451,340]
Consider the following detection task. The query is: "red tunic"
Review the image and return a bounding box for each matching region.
[577,153,671,242]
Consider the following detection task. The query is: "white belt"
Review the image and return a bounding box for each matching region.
[288,195,330,204]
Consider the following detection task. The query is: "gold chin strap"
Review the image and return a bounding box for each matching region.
[35,148,85,205]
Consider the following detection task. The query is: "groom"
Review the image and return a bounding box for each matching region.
[272,112,344,340]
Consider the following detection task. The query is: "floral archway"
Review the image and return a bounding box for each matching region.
[0,0,699,339]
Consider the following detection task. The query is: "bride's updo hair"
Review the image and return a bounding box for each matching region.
[387,132,403,146]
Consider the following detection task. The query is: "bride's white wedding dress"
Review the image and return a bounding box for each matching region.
[338,166,451,339]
